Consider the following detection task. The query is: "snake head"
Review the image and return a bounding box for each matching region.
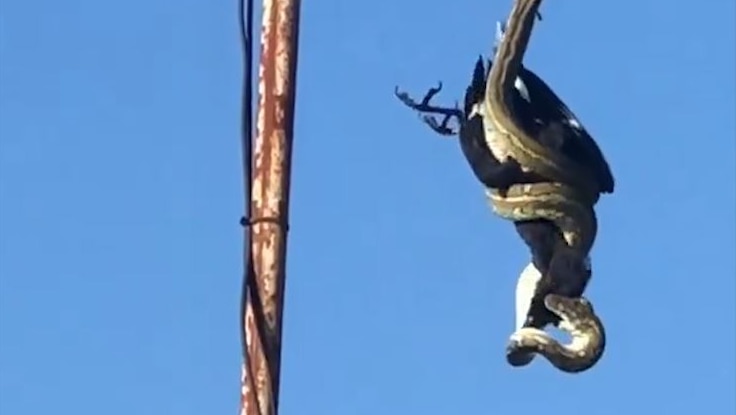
[507,295,606,373]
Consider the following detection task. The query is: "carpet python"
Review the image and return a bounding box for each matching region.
[478,0,607,373]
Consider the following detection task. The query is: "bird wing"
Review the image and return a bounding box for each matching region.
[519,67,615,194]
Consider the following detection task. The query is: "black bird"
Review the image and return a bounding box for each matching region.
[394,53,614,334]
[460,57,594,328]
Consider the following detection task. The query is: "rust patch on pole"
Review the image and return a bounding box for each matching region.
[239,0,300,414]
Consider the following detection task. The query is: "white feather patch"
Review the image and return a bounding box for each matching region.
[513,78,530,102]
[515,262,542,330]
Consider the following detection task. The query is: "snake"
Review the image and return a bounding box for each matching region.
[393,0,610,373]
[478,0,608,373]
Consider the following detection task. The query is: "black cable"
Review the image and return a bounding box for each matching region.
[237,0,265,414]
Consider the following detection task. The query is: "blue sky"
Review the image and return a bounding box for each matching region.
[1,0,734,414]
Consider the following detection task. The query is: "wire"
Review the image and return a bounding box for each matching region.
[237,0,264,414]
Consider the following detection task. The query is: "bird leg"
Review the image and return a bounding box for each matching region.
[394,83,463,136]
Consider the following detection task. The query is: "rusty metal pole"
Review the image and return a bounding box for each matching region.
[239,0,300,414]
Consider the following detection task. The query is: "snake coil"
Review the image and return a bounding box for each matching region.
[395,0,612,373]
[508,294,605,373]
[478,0,607,373]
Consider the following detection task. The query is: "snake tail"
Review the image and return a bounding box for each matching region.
[505,294,605,373]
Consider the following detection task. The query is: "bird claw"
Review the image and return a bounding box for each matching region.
[423,114,457,136]
[394,82,444,109]
[394,85,418,108]
[395,82,462,136]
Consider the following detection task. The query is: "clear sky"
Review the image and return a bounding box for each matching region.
[1,0,734,414]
